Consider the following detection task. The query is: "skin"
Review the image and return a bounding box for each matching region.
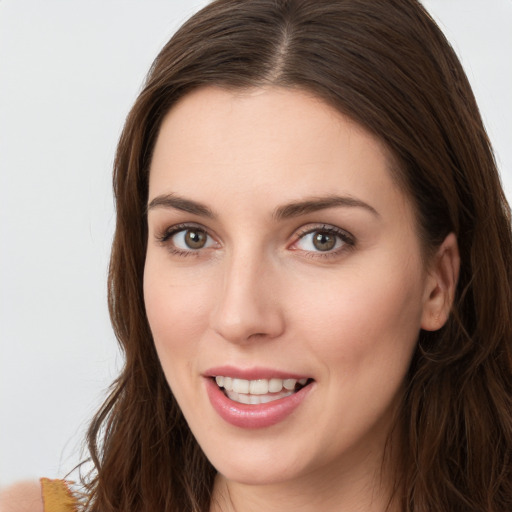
[0,481,44,512]
[144,86,459,512]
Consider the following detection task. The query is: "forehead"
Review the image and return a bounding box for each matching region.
[148,86,413,226]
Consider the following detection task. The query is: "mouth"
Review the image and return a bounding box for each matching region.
[213,376,313,405]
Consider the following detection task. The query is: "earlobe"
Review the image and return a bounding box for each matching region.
[421,233,460,331]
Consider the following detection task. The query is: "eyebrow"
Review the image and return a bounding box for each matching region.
[147,194,215,218]
[147,193,379,219]
[273,195,379,220]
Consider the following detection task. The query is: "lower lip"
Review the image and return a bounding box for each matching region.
[205,378,313,429]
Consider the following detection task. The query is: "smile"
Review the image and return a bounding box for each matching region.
[214,376,311,405]
[205,372,315,428]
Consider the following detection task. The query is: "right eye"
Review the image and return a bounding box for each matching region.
[173,228,210,249]
[159,225,217,254]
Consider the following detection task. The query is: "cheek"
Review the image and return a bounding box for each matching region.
[143,264,218,423]
[289,260,425,375]
[143,261,214,367]
[289,262,425,443]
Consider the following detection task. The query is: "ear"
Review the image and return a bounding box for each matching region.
[421,233,460,331]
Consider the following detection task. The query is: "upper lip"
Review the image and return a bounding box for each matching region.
[203,365,312,381]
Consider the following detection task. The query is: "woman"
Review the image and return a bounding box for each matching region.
[4,0,511,510]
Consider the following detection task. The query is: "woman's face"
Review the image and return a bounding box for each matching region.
[144,87,439,489]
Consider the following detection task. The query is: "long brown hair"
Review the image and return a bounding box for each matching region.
[83,1,512,510]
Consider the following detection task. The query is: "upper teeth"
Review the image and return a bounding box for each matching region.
[215,376,308,394]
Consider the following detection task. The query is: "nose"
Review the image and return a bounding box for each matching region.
[210,251,285,344]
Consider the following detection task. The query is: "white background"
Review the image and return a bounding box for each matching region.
[0,0,511,487]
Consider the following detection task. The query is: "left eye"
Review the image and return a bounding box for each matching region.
[295,229,347,252]
[171,228,215,250]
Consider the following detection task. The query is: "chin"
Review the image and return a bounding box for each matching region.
[191,429,309,486]
[214,458,306,487]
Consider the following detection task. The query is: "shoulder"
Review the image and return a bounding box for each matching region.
[0,480,43,512]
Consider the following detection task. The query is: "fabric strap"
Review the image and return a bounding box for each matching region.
[40,478,78,512]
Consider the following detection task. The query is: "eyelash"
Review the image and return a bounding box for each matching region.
[292,224,355,259]
[156,223,211,257]
[155,223,355,259]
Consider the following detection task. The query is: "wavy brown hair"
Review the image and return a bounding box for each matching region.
[82,1,512,510]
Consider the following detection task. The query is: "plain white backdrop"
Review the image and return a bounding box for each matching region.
[0,0,511,487]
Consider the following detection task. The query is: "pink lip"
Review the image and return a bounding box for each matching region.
[204,374,314,429]
[204,365,309,380]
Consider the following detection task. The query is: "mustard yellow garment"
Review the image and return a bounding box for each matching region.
[40,478,78,512]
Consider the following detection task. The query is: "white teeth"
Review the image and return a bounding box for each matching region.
[235,392,251,405]
[249,379,268,394]
[223,376,233,391]
[232,378,250,394]
[214,376,310,398]
[226,389,295,404]
[268,378,283,392]
[283,378,297,390]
